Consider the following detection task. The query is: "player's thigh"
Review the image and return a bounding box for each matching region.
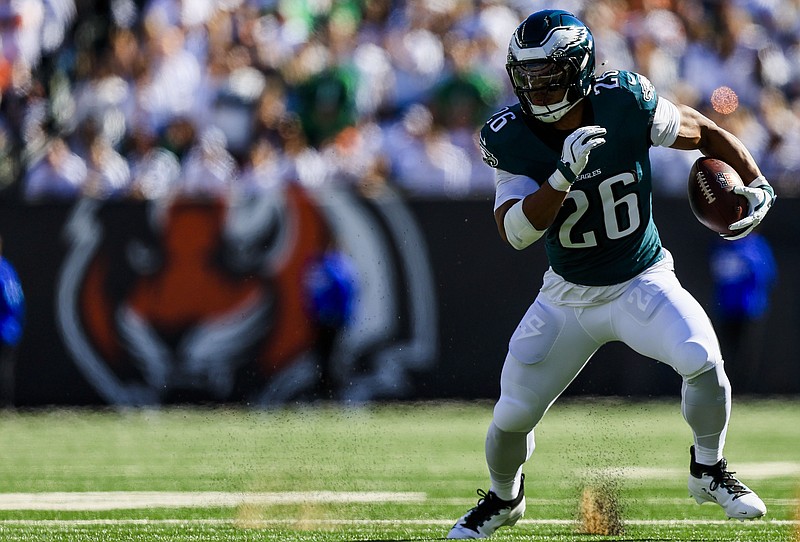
[494,298,601,433]
[614,270,721,378]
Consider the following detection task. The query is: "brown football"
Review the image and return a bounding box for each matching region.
[687,157,748,234]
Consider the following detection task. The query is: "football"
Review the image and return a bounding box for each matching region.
[687,157,748,234]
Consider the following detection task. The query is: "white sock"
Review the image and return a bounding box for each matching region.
[485,422,533,501]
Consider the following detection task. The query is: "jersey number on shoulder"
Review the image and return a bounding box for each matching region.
[595,70,654,101]
[487,107,516,132]
[559,173,640,248]
[593,71,620,94]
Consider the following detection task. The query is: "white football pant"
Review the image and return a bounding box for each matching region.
[486,255,731,500]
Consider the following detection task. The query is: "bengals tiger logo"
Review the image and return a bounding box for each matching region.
[56,185,437,406]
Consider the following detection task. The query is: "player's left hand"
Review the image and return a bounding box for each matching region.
[722,176,775,240]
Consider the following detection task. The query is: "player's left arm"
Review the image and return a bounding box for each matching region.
[667,103,775,239]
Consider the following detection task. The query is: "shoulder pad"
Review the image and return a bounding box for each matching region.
[479,105,527,168]
[593,70,658,111]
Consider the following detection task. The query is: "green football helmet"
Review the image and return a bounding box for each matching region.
[506,10,595,123]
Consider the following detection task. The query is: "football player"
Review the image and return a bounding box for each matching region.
[447,9,775,539]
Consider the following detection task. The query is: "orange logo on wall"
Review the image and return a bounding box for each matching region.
[57,185,438,405]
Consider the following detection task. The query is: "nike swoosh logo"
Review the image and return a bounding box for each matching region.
[701,489,718,502]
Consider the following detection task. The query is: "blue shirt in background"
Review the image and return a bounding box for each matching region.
[709,234,776,320]
[0,257,25,346]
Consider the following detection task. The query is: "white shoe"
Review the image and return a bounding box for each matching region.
[447,475,526,539]
[688,446,766,519]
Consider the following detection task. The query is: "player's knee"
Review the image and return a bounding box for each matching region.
[684,363,730,406]
[493,395,543,434]
[671,340,720,378]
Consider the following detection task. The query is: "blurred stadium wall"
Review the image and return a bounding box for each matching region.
[0,188,796,407]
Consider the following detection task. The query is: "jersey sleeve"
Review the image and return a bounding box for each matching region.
[493,168,539,211]
[599,70,662,148]
[651,97,680,147]
[478,128,502,169]
[620,71,680,147]
[478,119,523,173]
[615,70,659,115]
[479,106,539,176]
[478,105,557,182]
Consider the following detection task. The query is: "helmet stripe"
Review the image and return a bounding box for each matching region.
[510,37,546,61]
[512,26,589,61]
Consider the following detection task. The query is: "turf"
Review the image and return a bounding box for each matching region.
[0,398,797,541]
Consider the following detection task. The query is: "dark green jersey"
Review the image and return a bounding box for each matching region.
[480,70,665,286]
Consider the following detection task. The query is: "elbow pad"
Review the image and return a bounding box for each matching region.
[504,199,544,250]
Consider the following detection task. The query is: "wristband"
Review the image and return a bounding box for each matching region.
[749,176,774,197]
[556,160,577,183]
[547,168,572,192]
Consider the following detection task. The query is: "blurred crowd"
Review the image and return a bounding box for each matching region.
[1,0,799,203]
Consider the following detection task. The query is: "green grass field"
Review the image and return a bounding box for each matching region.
[0,398,797,541]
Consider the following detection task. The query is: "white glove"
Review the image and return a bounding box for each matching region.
[548,125,607,192]
[722,176,775,240]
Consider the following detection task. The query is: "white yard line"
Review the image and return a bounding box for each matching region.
[433,497,800,506]
[586,462,800,480]
[0,491,795,511]
[0,518,797,527]
[0,492,426,511]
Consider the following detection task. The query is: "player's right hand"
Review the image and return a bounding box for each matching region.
[548,125,607,192]
[561,125,607,178]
